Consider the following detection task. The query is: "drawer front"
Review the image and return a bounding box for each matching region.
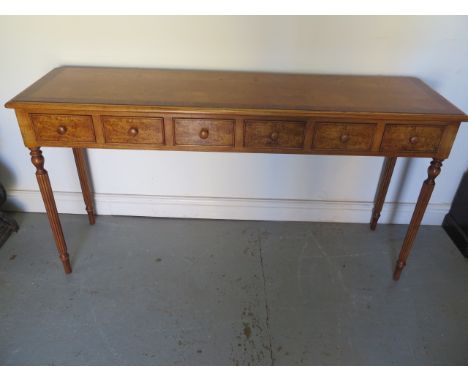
[174,118,234,146]
[102,116,165,145]
[380,124,444,153]
[30,114,95,143]
[313,122,376,151]
[244,120,306,149]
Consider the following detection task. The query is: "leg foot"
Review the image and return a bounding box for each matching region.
[393,260,405,281]
[370,157,397,230]
[370,213,380,231]
[61,255,72,274]
[86,209,96,225]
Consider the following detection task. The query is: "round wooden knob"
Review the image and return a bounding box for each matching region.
[340,134,349,143]
[270,131,279,141]
[199,128,209,139]
[128,127,139,137]
[56,126,67,135]
[409,136,418,144]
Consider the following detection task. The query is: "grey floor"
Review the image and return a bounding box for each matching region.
[1,212,468,365]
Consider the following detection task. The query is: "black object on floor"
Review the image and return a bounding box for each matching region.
[0,183,19,248]
[443,170,468,257]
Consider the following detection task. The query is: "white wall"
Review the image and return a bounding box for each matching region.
[0,16,467,224]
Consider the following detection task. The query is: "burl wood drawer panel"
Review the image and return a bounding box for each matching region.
[173,118,235,146]
[30,114,95,143]
[380,124,444,153]
[102,116,165,145]
[313,122,376,150]
[244,120,306,149]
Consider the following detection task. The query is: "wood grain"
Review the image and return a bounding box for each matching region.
[102,116,165,145]
[30,113,95,143]
[380,124,445,153]
[11,111,461,159]
[244,120,306,149]
[6,67,467,118]
[313,122,376,151]
[173,118,235,146]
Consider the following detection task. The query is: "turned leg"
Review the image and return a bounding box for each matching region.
[72,148,96,225]
[393,159,443,280]
[30,148,72,274]
[370,157,397,230]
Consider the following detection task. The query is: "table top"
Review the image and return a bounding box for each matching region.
[5,66,467,120]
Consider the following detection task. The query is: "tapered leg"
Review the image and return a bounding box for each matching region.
[72,148,96,225]
[370,157,397,230]
[30,147,72,274]
[393,159,443,280]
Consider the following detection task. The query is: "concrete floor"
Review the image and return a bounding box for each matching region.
[0,212,468,365]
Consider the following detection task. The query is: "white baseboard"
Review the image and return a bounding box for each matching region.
[4,189,449,225]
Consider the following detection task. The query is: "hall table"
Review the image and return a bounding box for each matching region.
[5,66,468,280]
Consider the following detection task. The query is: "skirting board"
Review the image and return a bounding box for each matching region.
[5,189,449,225]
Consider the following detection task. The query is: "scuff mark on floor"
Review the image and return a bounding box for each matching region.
[257,230,274,365]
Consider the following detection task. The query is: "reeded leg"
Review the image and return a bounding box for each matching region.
[72,148,96,225]
[30,148,72,274]
[370,157,397,230]
[393,159,443,280]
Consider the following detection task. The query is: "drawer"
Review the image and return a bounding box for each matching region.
[380,124,444,153]
[30,114,95,143]
[102,116,165,145]
[244,120,306,149]
[174,118,234,146]
[313,122,376,151]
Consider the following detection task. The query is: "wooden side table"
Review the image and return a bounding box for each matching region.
[5,67,468,280]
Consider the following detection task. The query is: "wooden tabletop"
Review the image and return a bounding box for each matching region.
[5,66,467,119]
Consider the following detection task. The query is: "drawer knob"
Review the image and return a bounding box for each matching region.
[270,131,279,141]
[57,126,67,135]
[128,127,139,137]
[409,136,419,144]
[340,134,350,143]
[199,128,209,139]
